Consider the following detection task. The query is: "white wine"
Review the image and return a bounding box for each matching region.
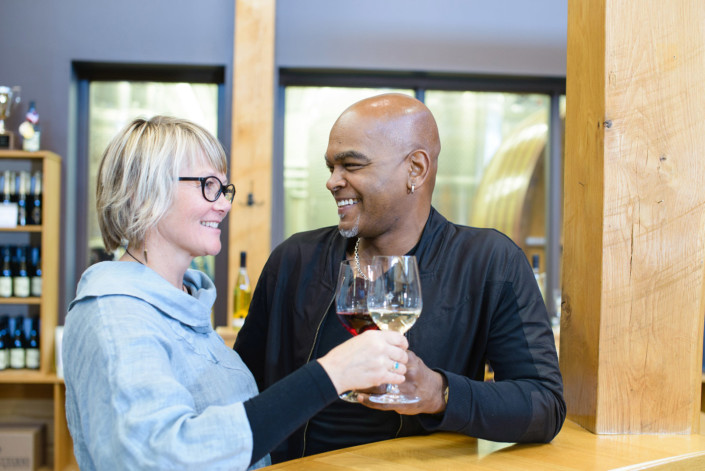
[370,308,421,334]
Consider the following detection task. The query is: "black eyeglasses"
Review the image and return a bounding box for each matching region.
[178,176,236,203]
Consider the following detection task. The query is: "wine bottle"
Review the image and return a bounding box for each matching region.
[8,171,17,204]
[16,171,29,226]
[25,316,39,370]
[29,170,42,225]
[9,315,26,369]
[13,246,30,298]
[232,251,251,329]
[0,315,9,371]
[1,170,13,204]
[0,246,13,298]
[29,246,42,297]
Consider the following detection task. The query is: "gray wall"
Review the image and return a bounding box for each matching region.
[277,0,567,76]
[0,0,567,319]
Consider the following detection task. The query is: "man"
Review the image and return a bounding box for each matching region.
[234,93,565,463]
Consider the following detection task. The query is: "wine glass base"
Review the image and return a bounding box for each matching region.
[368,394,420,404]
[339,390,359,403]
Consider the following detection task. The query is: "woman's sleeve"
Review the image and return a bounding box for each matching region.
[244,361,338,465]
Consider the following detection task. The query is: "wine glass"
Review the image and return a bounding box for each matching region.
[367,255,422,404]
[335,259,378,402]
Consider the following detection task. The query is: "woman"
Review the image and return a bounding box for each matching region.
[63,116,409,470]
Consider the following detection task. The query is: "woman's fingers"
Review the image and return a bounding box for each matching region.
[318,330,411,393]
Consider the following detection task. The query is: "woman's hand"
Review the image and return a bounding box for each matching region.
[317,330,409,394]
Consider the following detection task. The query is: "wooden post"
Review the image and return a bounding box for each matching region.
[229,0,276,319]
[562,0,705,433]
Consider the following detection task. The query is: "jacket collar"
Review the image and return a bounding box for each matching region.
[325,206,449,283]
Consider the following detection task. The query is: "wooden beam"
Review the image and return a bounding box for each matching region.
[562,0,705,433]
[228,0,276,322]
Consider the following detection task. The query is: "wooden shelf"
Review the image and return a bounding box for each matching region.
[0,370,59,384]
[0,296,41,304]
[0,150,69,469]
[0,225,42,232]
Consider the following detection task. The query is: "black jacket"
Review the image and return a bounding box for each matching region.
[235,208,566,461]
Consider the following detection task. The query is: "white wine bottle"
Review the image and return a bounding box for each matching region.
[9,315,26,369]
[232,251,251,329]
[0,246,13,298]
[12,246,30,298]
[25,316,40,370]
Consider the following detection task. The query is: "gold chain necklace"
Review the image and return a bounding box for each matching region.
[354,238,369,280]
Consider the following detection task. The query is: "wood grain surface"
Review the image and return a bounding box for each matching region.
[562,0,705,433]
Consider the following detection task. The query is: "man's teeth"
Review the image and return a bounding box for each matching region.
[201,221,219,228]
[337,199,358,207]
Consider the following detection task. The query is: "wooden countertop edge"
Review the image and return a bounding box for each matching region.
[261,420,705,470]
[610,450,705,470]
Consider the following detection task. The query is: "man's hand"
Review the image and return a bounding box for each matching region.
[357,351,447,415]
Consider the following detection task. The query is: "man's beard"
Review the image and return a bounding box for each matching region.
[338,214,360,238]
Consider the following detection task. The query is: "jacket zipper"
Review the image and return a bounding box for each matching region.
[300,293,335,458]
[299,295,407,454]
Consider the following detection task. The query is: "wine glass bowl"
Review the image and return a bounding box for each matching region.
[367,255,422,404]
[335,261,376,336]
[335,260,377,402]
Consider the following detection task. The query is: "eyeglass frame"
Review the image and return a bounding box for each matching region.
[178,176,236,203]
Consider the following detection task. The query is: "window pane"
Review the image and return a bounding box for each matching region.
[87,81,219,277]
[426,91,549,276]
[426,91,549,227]
[283,86,414,238]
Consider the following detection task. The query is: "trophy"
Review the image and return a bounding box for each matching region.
[0,86,21,149]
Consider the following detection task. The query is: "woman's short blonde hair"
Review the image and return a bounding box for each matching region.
[96,115,227,252]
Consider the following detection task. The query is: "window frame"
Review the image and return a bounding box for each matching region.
[71,62,229,324]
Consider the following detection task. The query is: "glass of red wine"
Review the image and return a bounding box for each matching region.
[335,259,377,402]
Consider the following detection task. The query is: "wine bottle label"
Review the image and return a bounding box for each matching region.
[9,347,25,368]
[0,350,8,370]
[31,277,42,297]
[13,277,30,297]
[25,348,40,369]
[0,278,12,297]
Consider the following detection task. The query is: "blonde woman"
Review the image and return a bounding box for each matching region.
[63,116,409,470]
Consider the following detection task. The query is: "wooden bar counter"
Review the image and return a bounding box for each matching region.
[263,420,705,470]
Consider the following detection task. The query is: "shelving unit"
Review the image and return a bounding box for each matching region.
[0,151,75,470]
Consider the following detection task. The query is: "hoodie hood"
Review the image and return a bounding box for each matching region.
[70,261,216,333]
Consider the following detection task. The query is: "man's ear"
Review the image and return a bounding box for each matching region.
[407,149,431,190]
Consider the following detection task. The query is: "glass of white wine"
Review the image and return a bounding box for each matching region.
[367,255,422,404]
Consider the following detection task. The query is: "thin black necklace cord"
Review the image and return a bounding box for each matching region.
[124,248,145,265]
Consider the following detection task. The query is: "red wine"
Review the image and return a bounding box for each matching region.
[336,310,378,336]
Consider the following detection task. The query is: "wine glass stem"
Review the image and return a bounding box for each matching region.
[386,383,401,395]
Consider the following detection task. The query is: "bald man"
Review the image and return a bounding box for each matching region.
[235,94,565,463]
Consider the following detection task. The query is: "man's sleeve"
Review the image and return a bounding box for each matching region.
[418,248,566,443]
